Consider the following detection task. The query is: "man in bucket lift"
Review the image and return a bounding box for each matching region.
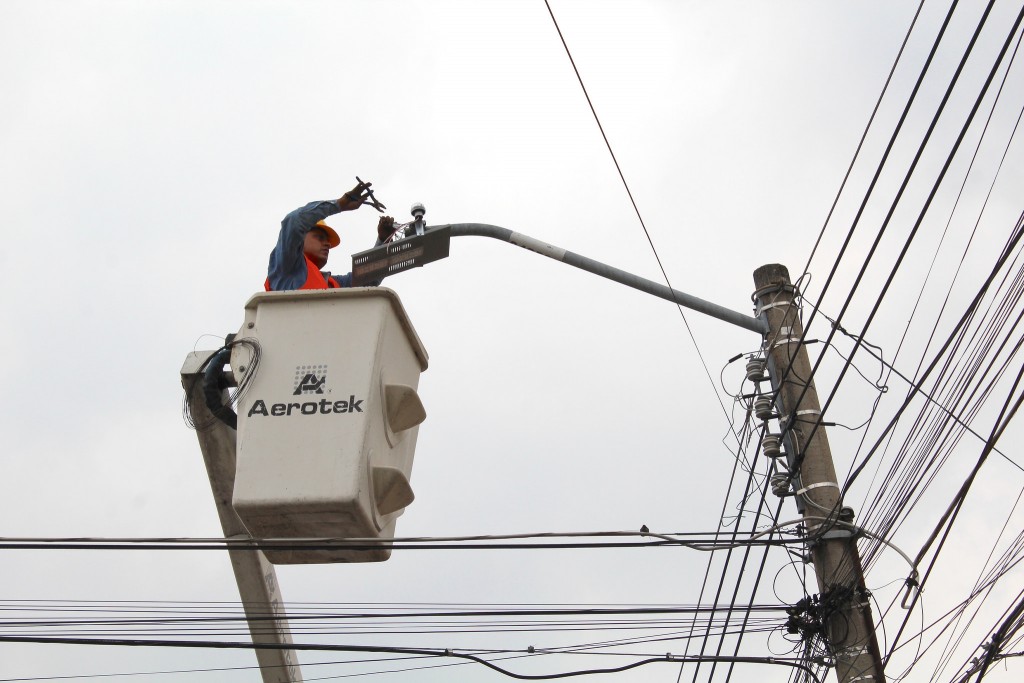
[265,179,394,291]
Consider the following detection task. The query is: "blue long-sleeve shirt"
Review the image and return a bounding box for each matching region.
[266,200,381,290]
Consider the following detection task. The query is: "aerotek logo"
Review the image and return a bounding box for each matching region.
[246,363,364,418]
[294,364,327,395]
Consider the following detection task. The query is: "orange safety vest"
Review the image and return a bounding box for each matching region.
[265,255,341,291]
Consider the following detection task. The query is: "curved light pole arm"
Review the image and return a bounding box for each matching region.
[435,223,767,335]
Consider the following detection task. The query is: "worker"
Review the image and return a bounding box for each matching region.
[265,180,395,291]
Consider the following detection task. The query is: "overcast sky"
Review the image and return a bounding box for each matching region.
[3,1,1024,682]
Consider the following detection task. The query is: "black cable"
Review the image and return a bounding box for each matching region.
[770,2,1017,544]
[800,0,927,277]
[796,9,1024,574]
[721,498,791,683]
[0,656,430,683]
[930,486,1024,675]
[851,245,1024,577]
[842,215,1024,497]
[971,588,1024,681]
[885,544,1024,662]
[686,429,772,683]
[0,532,805,552]
[690,423,796,683]
[679,423,762,681]
[816,310,1024,474]
[855,248,1024,567]
[0,635,827,682]
[0,604,789,628]
[882,354,1024,668]
[201,346,235,430]
[785,0,1012,488]
[541,0,737,440]
[785,0,965,399]
[878,18,1024,409]
[849,212,1024,557]
[182,337,261,432]
[702,473,781,681]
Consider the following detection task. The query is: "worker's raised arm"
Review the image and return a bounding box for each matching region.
[265,179,387,291]
[270,199,345,278]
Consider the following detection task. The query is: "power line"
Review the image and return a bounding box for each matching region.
[0,635,827,682]
[800,0,927,278]
[789,0,1014,490]
[541,0,738,442]
[0,529,807,553]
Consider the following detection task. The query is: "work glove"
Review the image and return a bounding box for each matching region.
[377,215,396,241]
[339,180,372,211]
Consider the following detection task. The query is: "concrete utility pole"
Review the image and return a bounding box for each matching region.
[181,351,302,683]
[752,264,884,683]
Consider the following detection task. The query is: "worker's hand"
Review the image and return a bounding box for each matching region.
[377,215,396,241]
[339,180,372,211]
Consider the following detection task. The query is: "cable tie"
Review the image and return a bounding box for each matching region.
[795,481,839,496]
[848,676,876,682]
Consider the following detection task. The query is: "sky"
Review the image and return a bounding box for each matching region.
[2,1,1024,682]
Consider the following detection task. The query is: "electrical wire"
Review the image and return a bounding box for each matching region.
[181,337,261,432]
[542,0,739,448]
[772,9,1024,573]
[789,0,966,388]
[794,13,1024,618]
[808,303,1024,474]
[783,0,1017,498]
[800,0,927,278]
[0,635,827,682]
[0,527,810,553]
[854,51,1024,604]
[853,216,1024,568]
[881,353,1024,670]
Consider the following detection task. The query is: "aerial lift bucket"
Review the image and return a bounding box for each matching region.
[229,288,428,563]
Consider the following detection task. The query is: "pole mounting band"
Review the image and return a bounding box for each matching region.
[756,300,794,314]
[780,409,821,423]
[771,336,802,349]
[796,481,839,495]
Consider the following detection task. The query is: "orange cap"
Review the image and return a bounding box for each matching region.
[314,220,341,248]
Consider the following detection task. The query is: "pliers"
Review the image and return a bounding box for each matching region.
[355,176,387,213]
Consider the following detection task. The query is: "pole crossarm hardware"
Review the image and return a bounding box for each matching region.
[434,223,767,335]
[753,264,885,683]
